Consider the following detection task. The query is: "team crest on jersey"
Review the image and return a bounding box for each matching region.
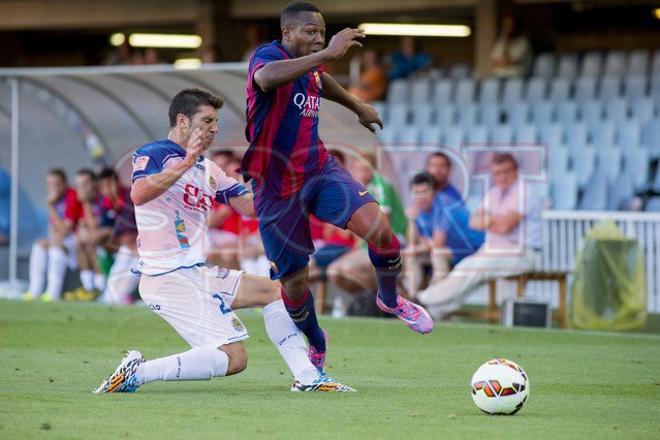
[216,267,230,279]
[209,175,217,190]
[313,70,322,89]
[133,156,150,171]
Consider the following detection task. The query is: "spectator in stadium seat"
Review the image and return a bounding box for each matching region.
[23,169,82,302]
[388,36,431,81]
[97,168,140,305]
[349,49,388,103]
[327,152,407,295]
[490,13,532,78]
[417,153,543,319]
[403,170,484,292]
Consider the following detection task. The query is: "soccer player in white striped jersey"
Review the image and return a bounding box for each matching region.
[94,88,353,393]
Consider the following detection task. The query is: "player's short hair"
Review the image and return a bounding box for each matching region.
[47,168,67,184]
[492,152,518,170]
[410,172,436,189]
[427,151,452,168]
[76,168,97,181]
[281,1,321,28]
[98,167,118,181]
[169,88,224,127]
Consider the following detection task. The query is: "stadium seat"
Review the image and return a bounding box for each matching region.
[411,79,432,104]
[525,77,547,103]
[502,78,524,104]
[539,123,563,148]
[579,172,608,210]
[574,77,597,102]
[599,76,622,102]
[580,100,603,127]
[550,172,578,209]
[651,77,660,102]
[548,146,569,178]
[443,127,465,149]
[514,125,538,144]
[603,51,627,77]
[490,125,513,144]
[399,126,421,146]
[479,78,500,104]
[455,79,476,104]
[449,64,471,80]
[436,105,455,128]
[419,126,443,146]
[617,120,641,146]
[627,50,649,76]
[480,103,501,126]
[531,101,554,125]
[506,102,530,127]
[556,101,578,126]
[603,98,629,124]
[607,171,635,210]
[388,104,410,127]
[533,53,555,78]
[466,125,488,144]
[387,79,409,104]
[571,147,596,186]
[641,119,660,159]
[412,104,435,128]
[631,97,655,123]
[433,79,452,104]
[646,196,660,212]
[652,49,660,76]
[653,167,660,192]
[596,147,622,181]
[580,51,603,77]
[557,53,579,78]
[624,76,647,101]
[622,146,649,190]
[591,122,616,148]
[456,104,479,128]
[549,78,571,103]
[378,126,399,145]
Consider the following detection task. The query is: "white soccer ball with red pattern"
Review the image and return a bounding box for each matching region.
[470,358,529,415]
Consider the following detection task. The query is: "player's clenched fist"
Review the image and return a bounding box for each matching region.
[323,28,365,61]
[184,127,206,167]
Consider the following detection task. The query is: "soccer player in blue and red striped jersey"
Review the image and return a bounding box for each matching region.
[243,1,434,373]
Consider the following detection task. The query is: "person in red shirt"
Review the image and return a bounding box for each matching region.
[24,169,82,302]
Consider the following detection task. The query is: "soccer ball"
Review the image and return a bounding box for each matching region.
[470,358,529,415]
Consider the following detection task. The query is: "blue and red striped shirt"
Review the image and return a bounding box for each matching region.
[243,40,329,198]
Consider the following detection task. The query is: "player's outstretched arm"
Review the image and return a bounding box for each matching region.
[228,193,256,218]
[254,28,364,92]
[321,72,383,133]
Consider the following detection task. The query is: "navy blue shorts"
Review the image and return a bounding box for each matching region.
[254,156,376,280]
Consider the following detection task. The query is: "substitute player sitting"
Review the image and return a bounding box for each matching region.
[243,1,433,372]
[95,88,353,393]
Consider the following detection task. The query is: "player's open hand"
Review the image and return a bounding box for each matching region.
[184,127,205,167]
[356,103,384,133]
[324,28,365,61]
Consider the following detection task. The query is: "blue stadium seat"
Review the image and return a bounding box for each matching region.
[603,98,629,124]
[631,97,656,124]
[387,104,410,127]
[433,79,452,104]
[466,125,489,144]
[378,126,399,145]
[646,197,660,212]
[596,147,622,181]
[539,123,563,148]
[580,100,603,127]
[599,76,622,102]
[480,103,501,126]
[456,104,479,128]
[514,125,538,144]
[548,146,569,178]
[604,51,627,77]
[617,120,641,146]
[449,64,471,80]
[556,101,578,126]
[651,76,660,102]
[455,79,476,104]
[525,77,547,103]
[653,167,660,192]
[580,51,603,77]
[399,126,421,146]
[624,76,647,101]
[607,171,635,210]
[571,147,596,186]
[419,127,443,146]
[443,127,465,149]
[579,173,608,210]
[652,49,660,76]
[412,104,435,128]
[591,122,616,148]
[502,78,524,104]
[533,53,555,78]
[558,54,579,78]
[627,50,649,76]
[575,77,597,102]
[622,146,649,190]
[411,79,432,104]
[436,105,455,128]
[641,119,660,159]
[490,125,513,144]
[387,79,409,104]
[531,101,554,125]
[506,102,530,127]
[566,123,588,149]
[550,172,578,209]
[549,78,571,103]
[479,78,500,104]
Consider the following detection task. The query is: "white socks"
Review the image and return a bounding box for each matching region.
[80,270,94,291]
[28,243,48,296]
[137,346,229,385]
[45,246,67,299]
[94,273,106,292]
[102,245,139,304]
[263,299,320,384]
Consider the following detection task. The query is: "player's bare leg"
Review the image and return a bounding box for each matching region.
[346,202,434,334]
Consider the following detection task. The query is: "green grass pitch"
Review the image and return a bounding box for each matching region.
[1,299,659,439]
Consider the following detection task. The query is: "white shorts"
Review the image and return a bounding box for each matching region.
[138,265,249,348]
